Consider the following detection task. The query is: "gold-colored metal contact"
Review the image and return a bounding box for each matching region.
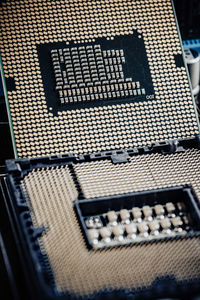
[0,0,199,158]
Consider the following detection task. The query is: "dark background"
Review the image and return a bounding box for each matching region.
[174,0,200,40]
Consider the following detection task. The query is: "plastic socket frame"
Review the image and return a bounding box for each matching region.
[74,186,200,250]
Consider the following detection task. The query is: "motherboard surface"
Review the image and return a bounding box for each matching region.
[0,0,199,158]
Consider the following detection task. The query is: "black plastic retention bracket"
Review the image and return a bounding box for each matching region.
[151,140,185,155]
[5,135,200,170]
[111,152,130,163]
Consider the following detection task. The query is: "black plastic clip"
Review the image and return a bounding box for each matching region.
[111,152,130,164]
[161,140,185,154]
[6,160,22,175]
[32,227,46,240]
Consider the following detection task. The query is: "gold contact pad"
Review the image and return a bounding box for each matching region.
[0,0,199,158]
[21,149,200,296]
